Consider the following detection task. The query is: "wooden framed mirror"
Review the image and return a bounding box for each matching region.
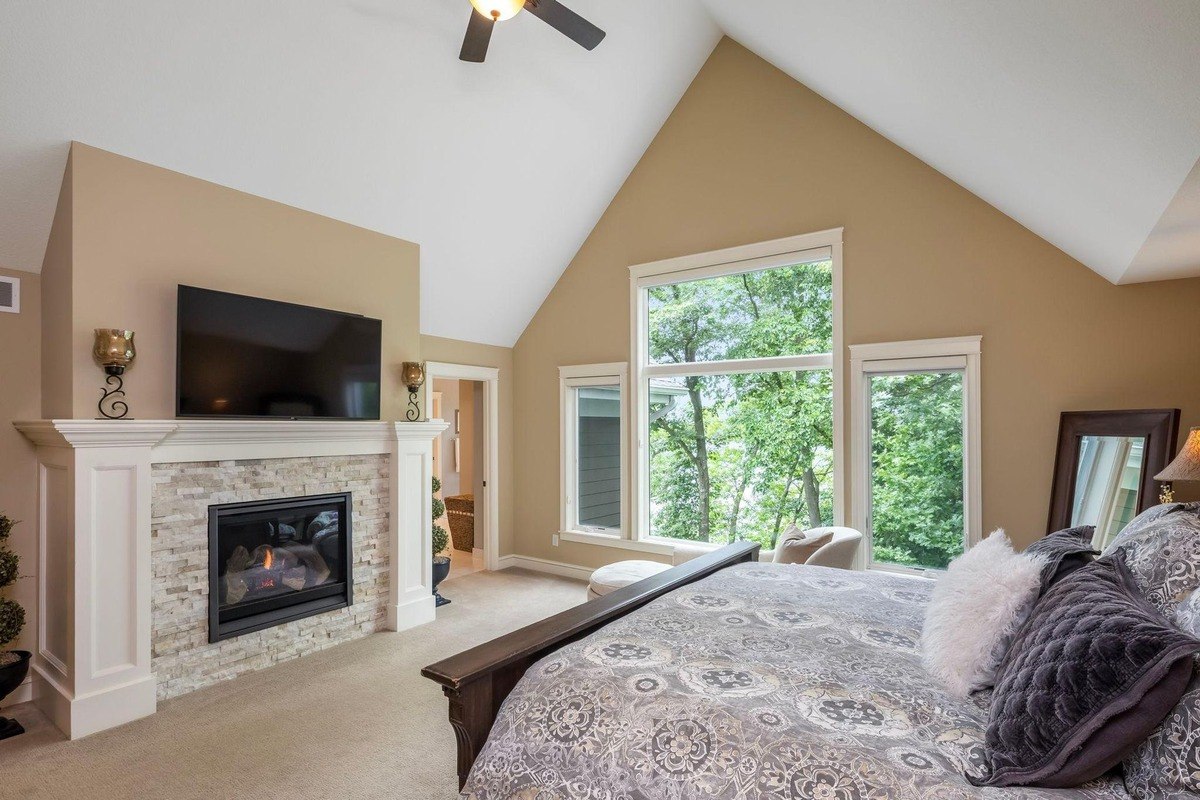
[1047,409,1180,548]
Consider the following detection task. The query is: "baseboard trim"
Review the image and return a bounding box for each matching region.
[32,667,157,740]
[70,675,158,739]
[387,594,436,632]
[497,555,593,582]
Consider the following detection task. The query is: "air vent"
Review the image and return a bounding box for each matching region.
[0,276,19,314]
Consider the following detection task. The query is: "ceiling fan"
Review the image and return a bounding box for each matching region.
[460,0,606,63]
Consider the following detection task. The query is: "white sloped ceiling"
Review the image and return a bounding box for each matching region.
[0,0,721,346]
[701,0,1200,285]
[1,1,1198,347]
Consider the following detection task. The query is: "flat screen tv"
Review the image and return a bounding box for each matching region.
[177,286,382,420]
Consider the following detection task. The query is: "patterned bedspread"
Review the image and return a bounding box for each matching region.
[463,563,1130,799]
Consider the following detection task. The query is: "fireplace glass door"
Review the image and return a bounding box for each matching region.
[209,492,353,642]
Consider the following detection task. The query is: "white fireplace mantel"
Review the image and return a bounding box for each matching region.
[14,418,448,739]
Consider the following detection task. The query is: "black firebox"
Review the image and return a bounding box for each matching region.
[208,493,353,643]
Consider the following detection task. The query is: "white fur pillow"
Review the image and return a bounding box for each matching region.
[921,530,1048,698]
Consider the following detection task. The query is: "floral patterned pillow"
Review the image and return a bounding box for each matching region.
[1104,502,1200,798]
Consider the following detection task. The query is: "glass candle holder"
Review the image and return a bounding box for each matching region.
[93,329,136,375]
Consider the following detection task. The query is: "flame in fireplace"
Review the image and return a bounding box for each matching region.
[263,547,274,570]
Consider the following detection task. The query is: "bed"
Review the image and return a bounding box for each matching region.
[423,543,1130,798]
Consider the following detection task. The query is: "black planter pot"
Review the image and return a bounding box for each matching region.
[432,556,452,607]
[0,650,31,741]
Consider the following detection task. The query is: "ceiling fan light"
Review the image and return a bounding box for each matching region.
[469,0,526,22]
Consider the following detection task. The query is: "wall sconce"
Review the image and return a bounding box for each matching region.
[93,329,136,419]
[401,361,426,422]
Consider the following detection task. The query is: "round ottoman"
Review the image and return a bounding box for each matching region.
[587,559,671,600]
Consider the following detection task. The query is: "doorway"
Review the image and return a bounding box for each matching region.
[425,362,500,575]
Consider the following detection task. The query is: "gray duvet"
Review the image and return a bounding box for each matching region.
[463,562,1129,799]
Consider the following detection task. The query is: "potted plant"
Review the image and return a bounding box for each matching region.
[431,478,451,607]
[0,513,29,740]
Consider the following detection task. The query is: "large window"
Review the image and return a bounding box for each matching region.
[631,232,843,551]
[850,338,982,573]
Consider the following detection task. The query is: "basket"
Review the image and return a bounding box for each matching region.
[445,494,475,552]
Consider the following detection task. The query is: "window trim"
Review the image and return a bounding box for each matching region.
[628,228,845,549]
[849,336,982,574]
[559,362,630,543]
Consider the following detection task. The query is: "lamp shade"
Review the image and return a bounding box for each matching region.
[1155,428,1200,483]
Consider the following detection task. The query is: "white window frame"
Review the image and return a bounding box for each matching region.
[849,336,982,574]
[559,363,671,555]
[628,229,845,551]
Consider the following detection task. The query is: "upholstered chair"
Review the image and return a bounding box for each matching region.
[671,527,864,570]
[800,527,863,569]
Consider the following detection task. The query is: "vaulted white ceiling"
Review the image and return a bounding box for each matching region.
[1,1,1198,347]
[0,0,721,346]
[706,0,1200,286]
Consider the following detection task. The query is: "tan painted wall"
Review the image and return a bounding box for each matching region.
[433,378,463,498]
[420,335,515,556]
[471,380,485,511]
[40,152,72,418]
[512,38,1200,569]
[458,379,476,497]
[58,143,420,421]
[0,267,40,695]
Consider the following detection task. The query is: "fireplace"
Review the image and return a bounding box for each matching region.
[208,493,354,642]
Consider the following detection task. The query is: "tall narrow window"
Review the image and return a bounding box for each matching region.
[560,364,627,537]
[631,232,843,551]
[851,338,982,573]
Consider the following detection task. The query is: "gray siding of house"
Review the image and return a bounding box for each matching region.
[578,416,621,528]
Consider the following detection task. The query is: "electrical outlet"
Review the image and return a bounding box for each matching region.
[552,534,560,547]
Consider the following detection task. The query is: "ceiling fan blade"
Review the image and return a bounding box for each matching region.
[459,9,494,63]
[526,0,605,50]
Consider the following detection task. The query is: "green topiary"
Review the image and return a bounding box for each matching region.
[432,478,449,558]
[0,600,23,651]
[0,550,16,588]
[0,514,23,650]
[432,525,449,558]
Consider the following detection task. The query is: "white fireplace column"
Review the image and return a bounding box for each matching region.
[14,419,446,739]
[388,422,442,632]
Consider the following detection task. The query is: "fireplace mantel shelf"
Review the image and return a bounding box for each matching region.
[15,419,448,463]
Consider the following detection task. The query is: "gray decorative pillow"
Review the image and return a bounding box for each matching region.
[1123,676,1200,799]
[970,552,1200,789]
[1103,503,1200,798]
[1103,502,1200,617]
[1025,525,1097,590]
[1104,502,1196,554]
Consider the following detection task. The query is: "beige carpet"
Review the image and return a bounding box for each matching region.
[0,568,585,799]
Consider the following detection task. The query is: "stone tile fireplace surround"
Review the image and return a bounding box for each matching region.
[14,419,446,739]
[155,456,382,700]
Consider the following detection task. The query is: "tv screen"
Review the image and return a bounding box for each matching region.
[176,286,382,420]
